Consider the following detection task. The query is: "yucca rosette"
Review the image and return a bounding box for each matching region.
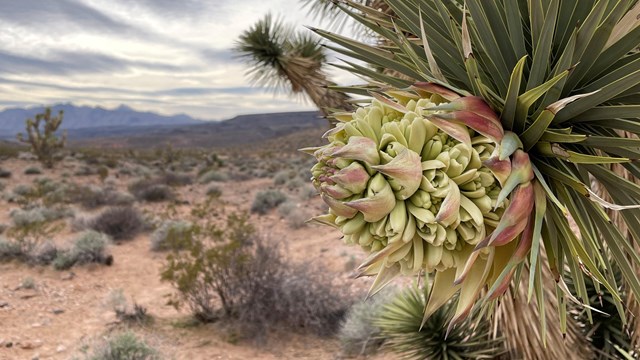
[305,84,543,328]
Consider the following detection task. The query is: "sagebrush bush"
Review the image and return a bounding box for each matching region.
[70,185,135,209]
[85,331,160,360]
[31,240,59,265]
[128,178,174,202]
[69,230,112,265]
[88,207,144,241]
[24,166,42,175]
[273,170,293,185]
[338,290,395,357]
[107,289,152,325]
[0,168,11,178]
[199,169,228,183]
[0,236,24,262]
[251,190,287,215]
[150,220,192,251]
[10,206,73,227]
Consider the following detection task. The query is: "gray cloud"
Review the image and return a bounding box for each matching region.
[0,50,183,75]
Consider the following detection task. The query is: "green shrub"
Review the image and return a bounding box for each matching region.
[338,290,394,357]
[24,166,42,175]
[206,185,222,198]
[150,220,192,251]
[88,207,144,241]
[199,169,228,183]
[251,190,287,215]
[85,331,160,360]
[10,206,73,228]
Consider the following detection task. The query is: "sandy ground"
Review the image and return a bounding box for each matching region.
[0,158,394,360]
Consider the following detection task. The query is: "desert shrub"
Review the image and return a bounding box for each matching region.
[286,210,309,229]
[338,290,395,357]
[150,220,192,251]
[286,177,304,190]
[13,184,33,197]
[199,169,228,183]
[0,181,5,192]
[0,168,11,178]
[161,213,351,339]
[10,206,73,228]
[161,171,192,187]
[20,276,36,289]
[0,236,24,261]
[277,201,297,217]
[251,190,287,214]
[31,240,59,265]
[273,170,292,185]
[85,331,160,360]
[107,289,152,325]
[206,185,222,198]
[69,231,112,265]
[88,206,144,241]
[24,166,42,175]
[69,185,135,209]
[137,184,173,202]
[300,185,317,200]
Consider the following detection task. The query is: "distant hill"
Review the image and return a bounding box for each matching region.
[0,103,202,138]
[72,111,328,149]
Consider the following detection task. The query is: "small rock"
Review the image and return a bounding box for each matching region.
[19,292,38,300]
[0,301,9,308]
[51,308,64,315]
[19,340,42,350]
[56,345,66,353]
[31,323,42,328]
[60,272,75,281]
[32,354,40,360]
[5,341,13,348]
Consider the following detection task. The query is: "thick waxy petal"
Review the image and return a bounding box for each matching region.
[482,155,511,187]
[330,162,370,194]
[412,82,462,101]
[435,182,461,227]
[321,184,352,199]
[426,115,471,146]
[372,148,422,200]
[345,174,396,222]
[495,150,534,207]
[477,182,534,249]
[430,110,503,143]
[331,136,380,165]
[321,193,358,218]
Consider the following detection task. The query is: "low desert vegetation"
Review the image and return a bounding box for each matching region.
[250,189,287,214]
[161,206,353,341]
[150,220,192,251]
[53,231,113,270]
[85,206,145,241]
[79,331,160,360]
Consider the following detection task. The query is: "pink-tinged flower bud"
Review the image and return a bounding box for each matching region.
[371,148,422,200]
[426,115,471,146]
[477,182,534,249]
[330,161,370,194]
[321,193,358,218]
[435,182,461,227]
[345,174,396,222]
[412,82,462,101]
[495,149,533,207]
[321,184,352,200]
[331,136,380,165]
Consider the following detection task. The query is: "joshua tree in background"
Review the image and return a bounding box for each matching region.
[234,14,351,116]
[16,107,66,168]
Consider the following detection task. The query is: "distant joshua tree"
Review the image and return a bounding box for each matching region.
[17,107,66,168]
[235,14,351,116]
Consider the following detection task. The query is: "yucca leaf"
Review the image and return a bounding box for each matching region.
[502,56,527,131]
[526,0,559,91]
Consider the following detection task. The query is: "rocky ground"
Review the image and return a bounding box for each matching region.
[0,155,393,360]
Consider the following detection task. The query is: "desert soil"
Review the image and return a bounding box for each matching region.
[0,158,394,360]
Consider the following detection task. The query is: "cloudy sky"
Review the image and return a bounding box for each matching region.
[0,0,358,120]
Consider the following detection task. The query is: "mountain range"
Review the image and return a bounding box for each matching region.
[0,104,201,138]
[0,103,327,149]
